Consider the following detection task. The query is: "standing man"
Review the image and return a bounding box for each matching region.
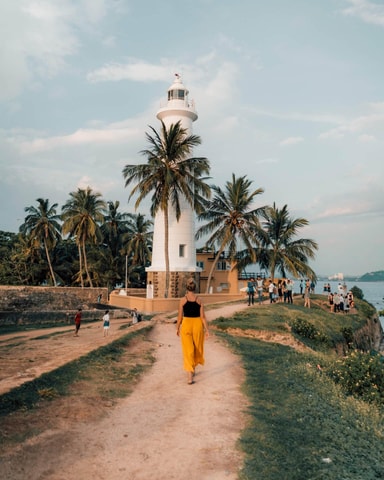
[256,275,264,304]
[74,308,82,337]
[286,279,293,304]
[247,277,255,306]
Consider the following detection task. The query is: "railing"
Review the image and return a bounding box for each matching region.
[238,272,267,280]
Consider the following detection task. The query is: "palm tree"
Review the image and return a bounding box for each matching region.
[123,120,210,297]
[61,187,106,287]
[123,212,153,271]
[196,174,266,293]
[101,201,131,258]
[19,198,62,286]
[254,203,318,281]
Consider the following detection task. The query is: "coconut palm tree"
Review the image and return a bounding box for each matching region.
[123,120,210,297]
[254,202,318,281]
[19,198,62,286]
[61,187,106,287]
[101,201,131,257]
[196,174,266,293]
[124,212,153,268]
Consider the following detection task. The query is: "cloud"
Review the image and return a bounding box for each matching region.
[247,107,344,125]
[17,123,143,154]
[279,136,304,146]
[0,1,81,101]
[86,60,174,83]
[342,0,384,27]
[319,103,384,140]
[0,1,114,102]
[358,133,375,142]
[311,181,384,223]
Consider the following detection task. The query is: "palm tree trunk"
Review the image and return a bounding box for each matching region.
[43,240,57,286]
[82,241,93,287]
[205,246,226,294]
[164,205,170,298]
[78,243,84,288]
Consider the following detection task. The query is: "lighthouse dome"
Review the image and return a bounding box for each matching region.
[167,73,189,101]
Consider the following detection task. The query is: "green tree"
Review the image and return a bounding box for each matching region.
[254,202,318,281]
[61,187,106,287]
[19,198,62,286]
[123,120,210,297]
[196,174,266,293]
[11,233,45,285]
[0,231,24,284]
[101,200,131,258]
[122,213,153,286]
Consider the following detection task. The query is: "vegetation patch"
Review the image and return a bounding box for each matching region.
[212,298,384,479]
[216,332,384,479]
[327,350,384,406]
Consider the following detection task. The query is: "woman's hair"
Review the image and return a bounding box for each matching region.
[186,278,196,292]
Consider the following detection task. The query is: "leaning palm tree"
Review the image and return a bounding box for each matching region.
[61,187,106,287]
[123,120,210,297]
[254,202,318,281]
[19,198,61,286]
[196,174,266,293]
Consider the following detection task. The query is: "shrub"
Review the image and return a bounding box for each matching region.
[341,326,354,349]
[327,350,384,406]
[350,285,364,300]
[290,317,329,342]
[291,317,318,339]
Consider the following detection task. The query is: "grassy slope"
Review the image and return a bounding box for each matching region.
[213,295,384,480]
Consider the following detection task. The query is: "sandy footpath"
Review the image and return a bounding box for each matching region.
[0,303,251,480]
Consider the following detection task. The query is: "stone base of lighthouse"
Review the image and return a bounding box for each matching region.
[146,270,201,299]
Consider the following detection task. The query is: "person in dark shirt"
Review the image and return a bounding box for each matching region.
[74,308,82,337]
[176,278,209,384]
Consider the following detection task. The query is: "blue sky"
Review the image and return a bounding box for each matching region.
[0,0,383,277]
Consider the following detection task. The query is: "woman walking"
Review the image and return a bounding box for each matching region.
[176,278,209,385]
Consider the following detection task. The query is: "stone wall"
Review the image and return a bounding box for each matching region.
[0,286,109,326]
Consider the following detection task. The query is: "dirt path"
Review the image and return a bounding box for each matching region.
[1,303,251,480]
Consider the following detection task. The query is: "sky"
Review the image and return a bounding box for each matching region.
[0,0,383,277]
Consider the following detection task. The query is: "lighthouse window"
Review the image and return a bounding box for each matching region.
[168,90,185,101]
[179,244,186,257]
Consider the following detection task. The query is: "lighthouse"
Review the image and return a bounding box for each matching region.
[146,74,201,298]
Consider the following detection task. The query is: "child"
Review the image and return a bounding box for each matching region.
[103,310,110,337]
[74,308,82,337]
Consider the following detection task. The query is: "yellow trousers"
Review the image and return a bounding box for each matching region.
[180,316,205,372]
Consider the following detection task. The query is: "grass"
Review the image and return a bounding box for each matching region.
[211,296,384,480]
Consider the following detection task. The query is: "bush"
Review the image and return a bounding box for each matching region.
[350,285,364,300]
[340,326,354,349]
[291,317,318,339]
[327,350,384,406]
[290,317,330,346]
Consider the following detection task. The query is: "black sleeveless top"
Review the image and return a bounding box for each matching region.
[183,299,201,317]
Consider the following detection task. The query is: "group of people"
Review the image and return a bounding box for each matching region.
[72,306,143,338]
[246,277,297,305]
[328,283,355,313]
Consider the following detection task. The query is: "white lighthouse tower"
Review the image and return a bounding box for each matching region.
[146,74,201,298]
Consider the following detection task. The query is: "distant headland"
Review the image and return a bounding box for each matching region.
[319,270,384,282]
